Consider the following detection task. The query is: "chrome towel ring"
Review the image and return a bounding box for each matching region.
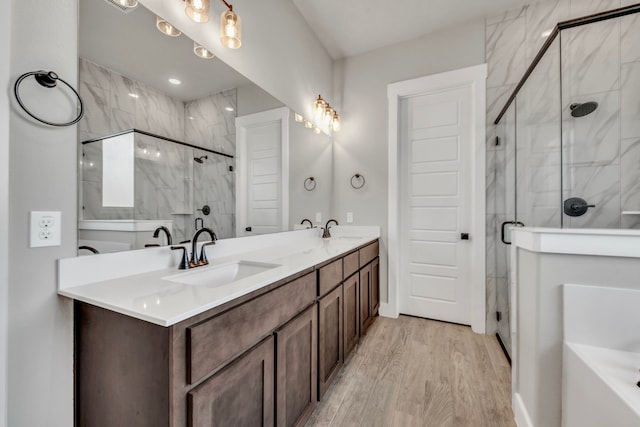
[14,70,84,127]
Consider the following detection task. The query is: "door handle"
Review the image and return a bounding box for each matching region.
[501,221,525,245]
[245,226,252,232]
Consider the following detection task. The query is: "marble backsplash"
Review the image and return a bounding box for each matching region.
[79,58,237,243]
[484,0,640,339]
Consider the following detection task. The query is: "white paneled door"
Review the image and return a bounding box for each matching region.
[236,107,289,236]
[398,86,473,325]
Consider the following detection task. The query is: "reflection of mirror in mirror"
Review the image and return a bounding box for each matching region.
[77,0,332,255]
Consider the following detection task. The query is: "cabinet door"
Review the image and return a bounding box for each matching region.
[343,273,359,360]
[318,285,343,399]
[360,263,372,336]
[371,257,380,316]
[187,336,274,427]
[276,305,318,427]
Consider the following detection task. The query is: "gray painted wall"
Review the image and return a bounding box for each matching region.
[0,1,11,425]
[332,19,486,304]
[7,0,77,425]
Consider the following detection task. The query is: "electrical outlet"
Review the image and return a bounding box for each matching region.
[315,212,322,223]
[346,212,354,223]
[30,211,61,248]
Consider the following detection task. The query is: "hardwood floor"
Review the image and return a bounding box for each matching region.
[306,315,515,427]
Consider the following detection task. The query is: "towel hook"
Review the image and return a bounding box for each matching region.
[14,70,85,127]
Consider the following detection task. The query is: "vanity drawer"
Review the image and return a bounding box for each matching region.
[318,258,343,297]
[343,250,359,279]
[359,240,379,266]
[186,271,316,385]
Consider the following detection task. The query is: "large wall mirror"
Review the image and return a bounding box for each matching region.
[77,0,333,254]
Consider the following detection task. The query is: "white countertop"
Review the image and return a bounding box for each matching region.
[58,227,380,327]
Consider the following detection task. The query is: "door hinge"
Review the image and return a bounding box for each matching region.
[496,311,502,322]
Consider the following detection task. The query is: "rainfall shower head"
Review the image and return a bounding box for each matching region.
[194,155,208,164]
[570,101,598,118]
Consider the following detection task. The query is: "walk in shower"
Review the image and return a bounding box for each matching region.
[492,4,640,355]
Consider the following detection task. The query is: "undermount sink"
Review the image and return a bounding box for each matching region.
[162,261,280,287]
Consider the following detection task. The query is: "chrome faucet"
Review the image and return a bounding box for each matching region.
[152,226,172,246]
[190,227,217,267]
[300,218,313,228]
[322,219,339,238]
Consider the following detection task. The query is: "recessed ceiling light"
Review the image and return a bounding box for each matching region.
[225,106,234,112]
[168,78,182,85]
[128,92,139,98]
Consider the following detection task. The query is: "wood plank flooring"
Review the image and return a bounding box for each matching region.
[306,315,515,427]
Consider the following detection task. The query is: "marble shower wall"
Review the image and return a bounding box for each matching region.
[484,0,640,336]
[79,58,237,243]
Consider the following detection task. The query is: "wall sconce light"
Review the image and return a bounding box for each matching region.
[185,0,210,23]
[314,95,327,120]
[156,16,182,36]
[194,41,215,59]
[220,0,242,49]
[331,112,341,132]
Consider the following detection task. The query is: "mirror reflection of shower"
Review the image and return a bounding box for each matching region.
[570,101,598,118]
[194,155,208,164]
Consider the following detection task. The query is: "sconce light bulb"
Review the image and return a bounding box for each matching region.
[220,10,242,48]
[156,16,182,37]
[185,0,210,23]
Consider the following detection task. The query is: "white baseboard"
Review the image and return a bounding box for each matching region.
[378,303,398,318]
[513,393,534,427]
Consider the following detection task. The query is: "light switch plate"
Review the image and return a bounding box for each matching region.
[346,212,354,223]
[30,211,61,247]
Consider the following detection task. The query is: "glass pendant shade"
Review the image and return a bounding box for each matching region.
[185,0,210,23]
[114,0,138,7]
[323,106,334,125]
[156,16,181,37]
[220,10,242,48]
[331,113,341,132]
[194,42,215,59]
[314,95,326,120]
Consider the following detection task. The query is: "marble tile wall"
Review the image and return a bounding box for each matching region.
[485,0,640,339]
[79,59,237,242]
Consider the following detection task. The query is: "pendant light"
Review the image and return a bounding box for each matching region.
[194,42,215,59]
[156,16,182,37]
[185,0,210,23]
[220,1,242,49]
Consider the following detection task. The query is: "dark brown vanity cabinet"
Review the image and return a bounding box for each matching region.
[74,240,380,427]
[188,336,275,426]
[317,285,343,399]
[359,241,380,337]
[343,272,360,360]
[275,304,318,427]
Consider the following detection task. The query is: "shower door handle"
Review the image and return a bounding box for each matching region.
[501,220,525,245]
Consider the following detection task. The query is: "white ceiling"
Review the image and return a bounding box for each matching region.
[292,0,530,59]
[80,0,251,101]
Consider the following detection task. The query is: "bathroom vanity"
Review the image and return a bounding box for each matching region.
[59,228,380,427]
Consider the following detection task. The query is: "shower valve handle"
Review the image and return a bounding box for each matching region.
[564,197,596,217]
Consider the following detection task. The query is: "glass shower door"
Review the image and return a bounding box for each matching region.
[495,36,562,356]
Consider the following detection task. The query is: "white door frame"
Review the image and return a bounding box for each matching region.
[386,64,487,333]
[235,107,290,237]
